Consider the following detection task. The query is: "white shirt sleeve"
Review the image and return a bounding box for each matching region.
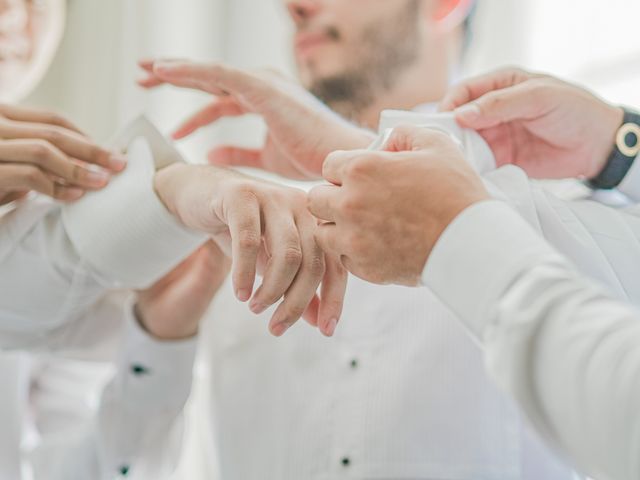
[615,152,640,201]
[0,135,206,352]
[421,200,640,480]
[26,297,196,480]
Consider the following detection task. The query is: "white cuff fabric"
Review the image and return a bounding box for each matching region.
[421,200,564,340]
[616,153,640,201]
[62,118,207,289]
[376,110,497,174]
[118,302,197,410]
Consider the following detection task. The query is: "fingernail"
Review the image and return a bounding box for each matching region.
[323,317,338,337]
[65,187,85,201]
[455,103,481,121]
[236,288,251,302]
[85,165,111,185]
[250,301,268,314]
[109,153,128,171]
[271,322,290,337]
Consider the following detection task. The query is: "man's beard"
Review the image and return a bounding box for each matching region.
[307,0,421,124]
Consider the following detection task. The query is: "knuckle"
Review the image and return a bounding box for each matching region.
[238,230,261,251]
[42,128,64,145]
[306,253,325,277]
[338,195,363,217]
[29,140,54,159]
[282,245,303,267]
[343,157,372,179]
[282,304,306,322]
[22,165,45,185]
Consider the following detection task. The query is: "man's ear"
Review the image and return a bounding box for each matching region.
[428,0,475,31]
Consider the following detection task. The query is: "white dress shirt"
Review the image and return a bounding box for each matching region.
[0,122,206,351]
[191,111,578,480]
[0,122,207,479]
[422,196,640,480]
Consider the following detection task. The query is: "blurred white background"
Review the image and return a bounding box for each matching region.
[23,0,640,167]
[20,1,640,478]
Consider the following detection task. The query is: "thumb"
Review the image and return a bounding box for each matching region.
[454,82,545,130]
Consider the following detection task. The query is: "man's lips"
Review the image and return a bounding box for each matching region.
[294,32,332,57]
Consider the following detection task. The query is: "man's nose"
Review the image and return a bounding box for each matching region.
[284,0,321,27]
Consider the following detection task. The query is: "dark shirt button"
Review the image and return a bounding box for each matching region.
[119,465,130,476]
[350,359,358,369]
[130,364,150,376]
[341,457,351,467]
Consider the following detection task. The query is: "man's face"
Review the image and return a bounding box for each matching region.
[283,0,424,119]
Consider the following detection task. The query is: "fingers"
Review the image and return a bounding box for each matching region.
[439,67,533,112]
[307,184,340,222]
[0,104,86,136]
[173,98,245,139]
[313,222,345,262]
[452,81,547,130]
[268,214,326,337]
[226,191,262,302]
[0,120,126,172]
[137,59,169,89]
[208,146,263,169]
[152,60,256,97]
[382,125,454,153]
[317,256,347,337]
[0,163,85,201]
[0,139,111,190]
[322,149,367,185]
[250,202,302,314]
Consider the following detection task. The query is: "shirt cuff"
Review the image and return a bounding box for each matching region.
[376,110,497,174]
[62,137,207,289]
[616,153,640,201]
[421,200,563,341]
[116,301,197,410]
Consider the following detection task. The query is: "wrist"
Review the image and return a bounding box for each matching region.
[153,163,190,217]
[134,303,199,341]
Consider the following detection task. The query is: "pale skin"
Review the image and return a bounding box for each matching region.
[0,104,126,205]
[138,60,373,180]
[308,125,489,286]
[439,67,624,180]
[136,240,230,340]
[153,163,347,337]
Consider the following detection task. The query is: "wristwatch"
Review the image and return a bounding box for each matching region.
[588,108,640,190]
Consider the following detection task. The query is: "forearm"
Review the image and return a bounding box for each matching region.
[0,137,206,349]
[423,201,640,480]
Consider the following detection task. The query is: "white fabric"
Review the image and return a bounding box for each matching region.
[422,199,640,480]
[0,121,207,478]
[0,122,206,350]
[195,111,574,479]
[0,294,197,480]
[616,151,640,201]
[62,117,206,288]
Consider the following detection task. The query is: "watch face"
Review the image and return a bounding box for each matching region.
[0,0,64,101]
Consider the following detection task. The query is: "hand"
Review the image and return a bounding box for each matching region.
[135,240,230,340]
[308,125,490,286]
[138,59,373,180]
[154,163,347,337]
[0,104,127,205]
[439,68,623,179]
